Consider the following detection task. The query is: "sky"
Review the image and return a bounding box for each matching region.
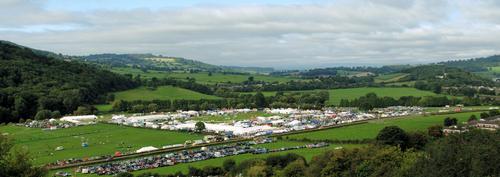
[1,0,500,69]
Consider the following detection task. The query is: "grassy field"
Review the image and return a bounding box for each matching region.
[327,87,445,105]
[114,86,220,101]
[384,81,416,87]
[0,123,203,165]
[50,142,362,176]
[42,111,485,176]
[95,86,220,112]
[288,111,480,141]
[111,67,300,84]
[111,67,170,79]
[374,73,409,83]
[241,87,446,105]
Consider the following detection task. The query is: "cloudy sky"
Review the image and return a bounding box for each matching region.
[1,0,500,69]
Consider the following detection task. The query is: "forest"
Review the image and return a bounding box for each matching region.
[0,41,138,123]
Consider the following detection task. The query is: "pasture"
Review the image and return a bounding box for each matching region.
[326,87,443,105]
[163,72,299,84]
[111,67,300,84]
[288,111,480,141]
[113,86,220,101]
[241,87,444,105]
[0,123,203,165]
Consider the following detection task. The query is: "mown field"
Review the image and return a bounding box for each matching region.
[242,87,446,105]
[111,67,300,84]
[288,111,480,141]
[0,123,203,165]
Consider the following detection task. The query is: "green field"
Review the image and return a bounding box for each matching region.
[327,87,445,105]
[0,123,203,165]
[96,86,220,111]
[288,111,480,141]
[36,111,485,176]
[374,73,408,83]
[50,142,362,176]
[114,86,220,101]
[164,72,299,84]
[111,67,300,84]
[242,87,446,105]
[111,67,171,79]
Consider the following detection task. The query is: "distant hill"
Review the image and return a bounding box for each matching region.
[439,55,500,72]
[399,64,494,87]
[79,53,225,72]
[0,41,137,123]
[276,65,411,78]
[78,53,275,74]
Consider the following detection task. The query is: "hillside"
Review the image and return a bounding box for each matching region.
[439,55,500,72]
[113,86,220,101]
[399,65,494,87]
[0,41,137,123]
[80,53,224,72]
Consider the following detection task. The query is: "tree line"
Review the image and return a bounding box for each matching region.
[111,91,329,113]
[339,93,498,111]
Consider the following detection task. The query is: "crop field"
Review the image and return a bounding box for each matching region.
[50,142,362,176]
[288,111,480,141]
[0,123,203,165]
[114,86,220,101]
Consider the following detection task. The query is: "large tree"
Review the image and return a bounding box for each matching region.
[376,126,409,150]
[0,135,47,177]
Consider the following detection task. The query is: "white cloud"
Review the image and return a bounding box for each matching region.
[1,0,500,69]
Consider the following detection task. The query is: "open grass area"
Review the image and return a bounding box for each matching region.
[129,143,361,176]
[111,67,170,79]
[50,142,362,176]
[114,86,220,101]
[326,87,446,105]
[94,104,113,112]
[0,123,203,165]
[164,72,300,85]
[241,87,447,105]
[111,67,300,84]
[374,73,408,83]
[384,81,416,87]
[288,111,480,141]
